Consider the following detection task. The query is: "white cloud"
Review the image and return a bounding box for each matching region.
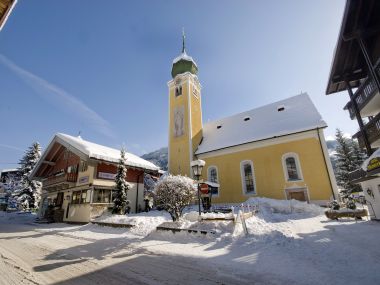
[0,54,116,139]
[0,144,24,152]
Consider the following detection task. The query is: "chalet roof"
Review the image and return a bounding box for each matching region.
[0,0,17,31]
[57,134,159,170]
[325,0,380,95]
[30,133,159,179]
[195,93,327,155]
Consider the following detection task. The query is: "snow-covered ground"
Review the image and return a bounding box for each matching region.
[1,199,380,284]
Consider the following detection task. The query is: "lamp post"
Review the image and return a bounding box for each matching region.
[191,159,205,216]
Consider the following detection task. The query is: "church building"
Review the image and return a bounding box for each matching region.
[168,36,338,205]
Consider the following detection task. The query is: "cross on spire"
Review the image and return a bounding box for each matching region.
[182,28,186,54]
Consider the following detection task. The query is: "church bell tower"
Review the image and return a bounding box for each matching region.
[168,32,203,176]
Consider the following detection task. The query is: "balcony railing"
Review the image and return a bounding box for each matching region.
[346,57,380,119]
[348,168,367,183]
[43,172,78,187]
[353,112,380,149]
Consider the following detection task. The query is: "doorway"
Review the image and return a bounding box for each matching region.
[285,187,309,203]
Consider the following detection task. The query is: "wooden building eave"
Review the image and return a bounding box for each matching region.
[326,0,380,95]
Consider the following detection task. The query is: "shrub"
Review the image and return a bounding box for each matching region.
[154,175,196,221]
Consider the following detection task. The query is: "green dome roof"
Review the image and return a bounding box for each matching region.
[171,31,198,78]
[171,53,198,78]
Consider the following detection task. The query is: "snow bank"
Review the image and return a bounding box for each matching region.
[93,211,171,237]
[244,197,324,216]
[0,211,36,223]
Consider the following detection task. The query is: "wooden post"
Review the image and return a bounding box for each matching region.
[357,36,380,93]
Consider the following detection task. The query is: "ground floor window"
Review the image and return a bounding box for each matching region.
[72,190,88,204]
[93,189,113,203]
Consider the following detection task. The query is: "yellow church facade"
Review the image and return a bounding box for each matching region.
[168,39,338,205]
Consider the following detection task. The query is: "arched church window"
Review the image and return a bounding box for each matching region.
[240,160,256,194]
[282,153,303,181]
[207,166,219,196]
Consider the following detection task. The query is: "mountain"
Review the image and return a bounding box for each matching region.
[141,147,168,171]
[326,139,338,172]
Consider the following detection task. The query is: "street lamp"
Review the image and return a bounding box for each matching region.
[191,159,206,215]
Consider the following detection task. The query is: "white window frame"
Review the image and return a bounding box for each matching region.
[282,152,303,182]
[240,160,257,195]
[207,165,219,197]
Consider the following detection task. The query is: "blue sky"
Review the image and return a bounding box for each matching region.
[0,0,356,170]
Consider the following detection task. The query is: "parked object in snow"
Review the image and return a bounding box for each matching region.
[325,208,367,220]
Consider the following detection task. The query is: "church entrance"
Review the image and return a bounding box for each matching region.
[285,187,309,203]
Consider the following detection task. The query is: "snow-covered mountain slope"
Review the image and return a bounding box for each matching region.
[141,147,168,171]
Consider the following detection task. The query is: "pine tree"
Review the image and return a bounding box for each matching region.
[17,142,42,208]
[112,148,130,214]
[350,139,366,169]
[334,129,365,197]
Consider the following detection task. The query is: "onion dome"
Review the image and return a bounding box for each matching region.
[171,31,198,78]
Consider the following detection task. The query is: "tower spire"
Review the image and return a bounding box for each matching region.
[182,28,186,54]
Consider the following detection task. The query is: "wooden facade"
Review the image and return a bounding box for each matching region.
[0,0,16,31]
[31,134,159,223]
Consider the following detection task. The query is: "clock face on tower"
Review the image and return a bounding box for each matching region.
[173,105,185,137]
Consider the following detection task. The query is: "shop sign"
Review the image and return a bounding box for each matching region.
[98,172,116,180]
[78,176,89,184]
[367,157,380,172]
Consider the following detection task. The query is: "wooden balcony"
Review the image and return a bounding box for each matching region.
[43,172,78,187]
[346,58,380,119]
[353,112,380,149]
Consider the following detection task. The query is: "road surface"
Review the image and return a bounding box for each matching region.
[0,217,253,285]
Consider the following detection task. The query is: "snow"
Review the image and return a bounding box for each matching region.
[1,198,380,284]
[172,51,198,67]
[32,133,159,177]
[196,93,327,154]
[93,211,172,236]
[245,196,325,215]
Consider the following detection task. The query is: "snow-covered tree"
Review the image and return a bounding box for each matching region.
[16,142,42,208]
[154,175,196,221]
[112,148,130,214]
[350,139,366,169]
[334,129,364,197]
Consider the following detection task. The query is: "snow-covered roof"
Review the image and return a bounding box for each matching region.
[0,169,18,173]
[195,93,327,155]
[172,51,198,67]
[55,133,159,171]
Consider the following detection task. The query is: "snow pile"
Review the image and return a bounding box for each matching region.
[244,197,324,216]
[93,211,171,237]
[154,211,235,237]
[0,211,36,223]
[200,212,234,219]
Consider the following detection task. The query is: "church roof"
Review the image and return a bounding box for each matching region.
[172,52,198,67]
[171,31,198,78]
[195,93,327,155]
